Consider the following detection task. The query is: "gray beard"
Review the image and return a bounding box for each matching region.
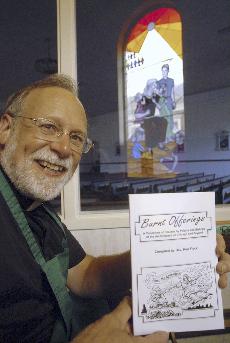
[0,133,74,202]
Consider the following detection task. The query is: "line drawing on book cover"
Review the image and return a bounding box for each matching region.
[138,262,218,322]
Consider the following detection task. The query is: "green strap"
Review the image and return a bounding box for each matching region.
[0,169,72,340]
[43,205,66,236]
[0,170,46,267]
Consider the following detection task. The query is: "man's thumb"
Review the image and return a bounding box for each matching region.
[111,296,132,327]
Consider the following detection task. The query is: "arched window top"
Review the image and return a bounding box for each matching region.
[126,7,182,59]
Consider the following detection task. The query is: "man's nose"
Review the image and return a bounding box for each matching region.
[49,133,72,158]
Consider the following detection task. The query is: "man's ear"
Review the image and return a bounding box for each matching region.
[0,113,13,145]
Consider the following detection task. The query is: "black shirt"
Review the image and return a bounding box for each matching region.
[0,173,86,343]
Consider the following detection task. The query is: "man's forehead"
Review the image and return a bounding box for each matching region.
[22,86,87,129]
[25,86,85,112]
[24,86,78,104]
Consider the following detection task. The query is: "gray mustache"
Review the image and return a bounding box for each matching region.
[31,149,73,169]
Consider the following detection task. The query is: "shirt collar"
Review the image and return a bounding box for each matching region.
[0,167,42,211]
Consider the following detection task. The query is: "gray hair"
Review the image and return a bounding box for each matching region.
[3,73,78,116]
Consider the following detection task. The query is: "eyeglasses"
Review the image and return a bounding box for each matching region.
[11,114,93,154]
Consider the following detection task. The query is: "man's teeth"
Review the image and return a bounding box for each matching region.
[38,160,65,172]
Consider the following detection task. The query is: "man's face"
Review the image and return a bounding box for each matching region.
[162,67,169,79]
[0,86,87,201]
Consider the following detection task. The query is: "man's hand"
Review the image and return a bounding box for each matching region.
[71,297,169,343]
[216,234,230,288]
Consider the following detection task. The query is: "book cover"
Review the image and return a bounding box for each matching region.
[129,192,224,335]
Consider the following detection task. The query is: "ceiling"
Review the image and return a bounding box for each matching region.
[180,0,230,95]
[0,0,57,105]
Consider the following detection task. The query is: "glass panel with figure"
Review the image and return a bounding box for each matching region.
[125,8,184,178]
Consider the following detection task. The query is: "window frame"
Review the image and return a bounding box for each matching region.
[57,0,230,231]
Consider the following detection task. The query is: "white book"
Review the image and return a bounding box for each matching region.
[129,192,224,336]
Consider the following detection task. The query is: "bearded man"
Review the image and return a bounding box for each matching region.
[0,74,229,343]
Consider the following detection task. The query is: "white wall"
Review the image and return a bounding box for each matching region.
[184,87,230,160]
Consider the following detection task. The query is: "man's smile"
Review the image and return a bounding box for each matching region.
[35,159,67,175]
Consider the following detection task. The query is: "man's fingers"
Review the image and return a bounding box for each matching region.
[216,234,226,258]
[216,250,230,288]
[218,273,228,288]
[216,252,230,273]
[110,296,132,328]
